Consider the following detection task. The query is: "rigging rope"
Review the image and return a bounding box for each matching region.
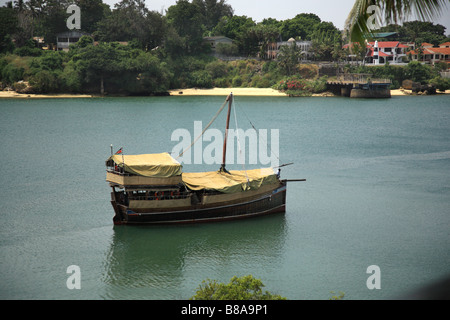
[233,98,282,166]
[175,95,288,171]
[176,98,228,160]
[232,96,250,184]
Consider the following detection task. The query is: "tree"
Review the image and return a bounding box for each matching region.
[37,0,71,44]
[74,42,123,94]
[277,41,302,75]
[1,63,25,86]
[68,40,171,94]
[375,20,447,44]
[402,21,447,45]
[12,0,36,48]
[95,0,165,50]
[25,50,66,92]
[192,0,233,31]
[75,0,109,34]
[405,60,433,83]
[166,0,206,54]
[309,22,342,61]
[429,76,450,91]
[190,275,286,300]
[0,5,19,53]
[30,50,64,71]
[28,69,59,92]
[248,24,280,60]
[279,13,321,41]
[345,0,449,45]
[212,15,256,55]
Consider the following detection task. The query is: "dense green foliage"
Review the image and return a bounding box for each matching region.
[190,275,286,300]
[274,75,328,96]
[375,21,449,46]
[190,275,348,300]
[0,0,449,95]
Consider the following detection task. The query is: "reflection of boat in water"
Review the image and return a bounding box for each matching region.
[103,215,287,299]
[106,93,305,225]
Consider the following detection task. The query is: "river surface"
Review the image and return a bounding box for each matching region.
[0,94,449,300]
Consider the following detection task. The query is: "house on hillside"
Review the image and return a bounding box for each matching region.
[264,38,312,60]
[407,42,450,65]
[56,30,89,51]
[365,41,409,65]
[203,36,233,53]
[343,41,410,65]
[93,41,128,47]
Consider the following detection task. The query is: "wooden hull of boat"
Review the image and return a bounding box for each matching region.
[111,185,287,225]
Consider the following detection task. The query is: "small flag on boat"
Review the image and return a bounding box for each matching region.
[115,147,123,154]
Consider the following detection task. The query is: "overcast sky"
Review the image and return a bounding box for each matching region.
[1,0,449,33]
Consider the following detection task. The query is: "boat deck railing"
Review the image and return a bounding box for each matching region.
[106,167,135,176]
[128,191,190,201]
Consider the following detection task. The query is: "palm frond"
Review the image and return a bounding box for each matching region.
[345,0,449,45]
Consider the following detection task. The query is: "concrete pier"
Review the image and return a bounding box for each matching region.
[327,74,392,98]
[350,87,391,98]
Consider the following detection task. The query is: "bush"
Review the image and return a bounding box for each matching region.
[273,75,328,96]
[13,39,42,57]
[307,76,328,93]
[37,51,64,71]
[429,76,450,92]
[190,275,286,300]
[12,81,27,92]
[262,61,277,73]
[1,63,24,85]
[29,70,59,93]
[297,64,318,79]
[205,60,228,79]
[14,46,42,57]
[189,70,213,88]
[58,65,82,93]
[434,62,448,72]
[405,61,434,84]
[213,77,230,87]
[253,77,271,88]
[232,75,242,87]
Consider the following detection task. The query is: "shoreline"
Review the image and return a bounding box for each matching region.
[0,91,95,99]
[168,87,288,96]
[170,88,450,96]
[1,88,449,99]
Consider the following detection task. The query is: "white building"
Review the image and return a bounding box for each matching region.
[56,30,89,51]
[365,41,409,65]
[343,41,410,65]
[264,38,312,60]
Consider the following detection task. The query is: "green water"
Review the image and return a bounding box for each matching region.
[0,95,449,300]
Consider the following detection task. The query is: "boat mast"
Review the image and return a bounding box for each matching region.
[220,93,233,173]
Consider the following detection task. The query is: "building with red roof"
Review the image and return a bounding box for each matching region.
[407,42,450,65]
[366,41,410,65]
[343,41,411,65]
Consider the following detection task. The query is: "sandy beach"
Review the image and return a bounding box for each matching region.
[168,87,288,96]
[391,89,450,96]
[170,88,450,96]
[1,88,449,98]
[0,91,94,99]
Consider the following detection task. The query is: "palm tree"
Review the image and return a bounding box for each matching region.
[345,0,449,44]
[277,41,304,75]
